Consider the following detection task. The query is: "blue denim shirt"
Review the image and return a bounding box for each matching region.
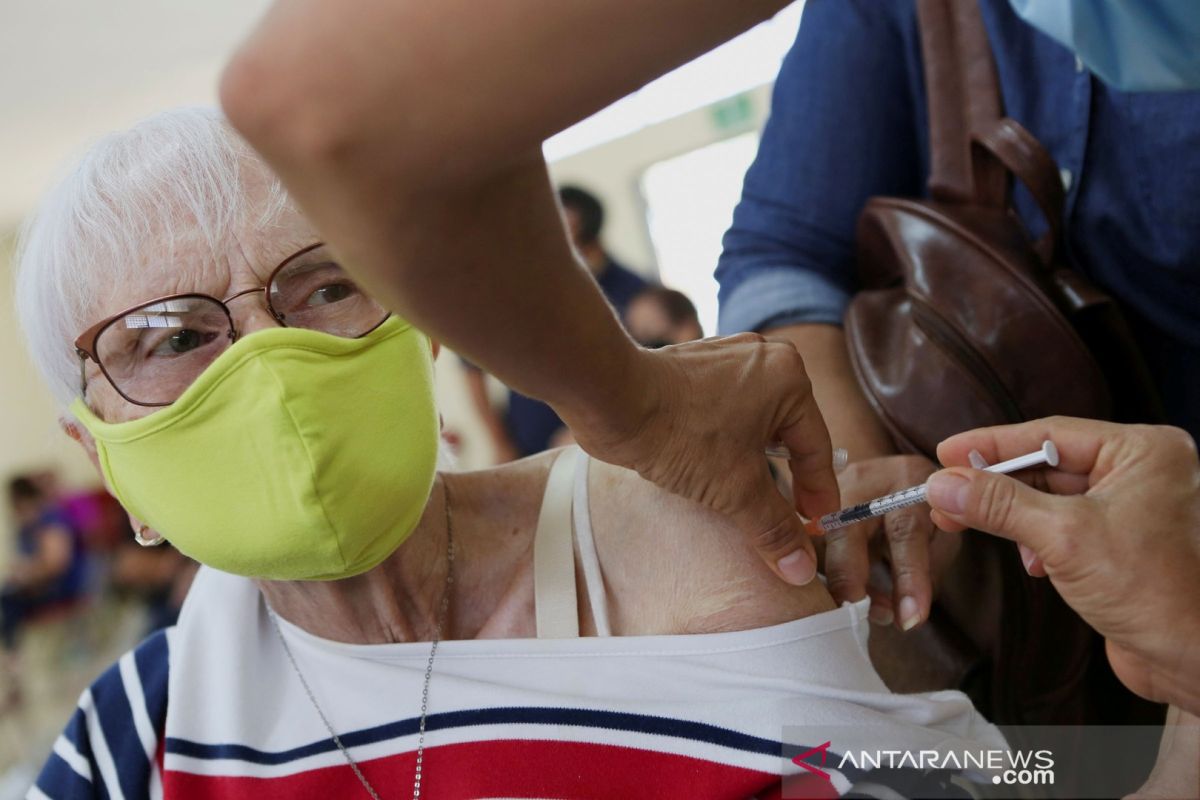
[716,0,1200,438]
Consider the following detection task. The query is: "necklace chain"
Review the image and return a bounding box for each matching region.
[271,478,454,800]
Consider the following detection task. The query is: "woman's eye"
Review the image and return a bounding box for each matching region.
[150,329,212,356]
[306,283,355,306]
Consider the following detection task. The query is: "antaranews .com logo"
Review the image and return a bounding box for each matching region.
[784,723,1183,799]
[791,742,1054,787]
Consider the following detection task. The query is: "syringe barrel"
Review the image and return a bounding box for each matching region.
[817,484,929,532]
[812,441,1056,533]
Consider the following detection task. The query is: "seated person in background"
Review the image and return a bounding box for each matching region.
[0,474,87,711]
[18,108,1005,800]
[462,185,647,462]
[1,475,86,652]
[626,286,705,348]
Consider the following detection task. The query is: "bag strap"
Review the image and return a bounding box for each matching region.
[919,0,1067,263]
[917,0,1005,205]
[971,118,1066,265]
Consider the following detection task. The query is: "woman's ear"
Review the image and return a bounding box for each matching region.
[61,419,97,462]
[61,417,102,477]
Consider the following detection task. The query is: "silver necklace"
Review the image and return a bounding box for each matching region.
[271,478,455,800]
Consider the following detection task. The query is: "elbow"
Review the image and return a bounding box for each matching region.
[219,38,363,174]
[219,37,445,199]
[219,20,512,201]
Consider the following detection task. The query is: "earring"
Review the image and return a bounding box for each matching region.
[134,524,166,547]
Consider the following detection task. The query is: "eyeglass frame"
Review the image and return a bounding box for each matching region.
[73,242,391,408]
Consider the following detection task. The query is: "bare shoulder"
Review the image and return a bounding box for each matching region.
[584,458,835,636]
[443,449,562,552]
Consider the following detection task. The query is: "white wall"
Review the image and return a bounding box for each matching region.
[0,238,95,492]
[0,238,97,572]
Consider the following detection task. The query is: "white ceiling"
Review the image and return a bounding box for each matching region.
[0,0,272,228]
[0,1,804,230]
[543,3,802,160]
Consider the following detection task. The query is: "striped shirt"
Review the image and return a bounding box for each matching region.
[32,451,1005,799]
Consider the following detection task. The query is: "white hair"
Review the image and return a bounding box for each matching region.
[13,107,289,411]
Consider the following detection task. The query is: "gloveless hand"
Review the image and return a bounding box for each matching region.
[562,333,841,586]
[821,455,959,631]
[926,417,1200,715]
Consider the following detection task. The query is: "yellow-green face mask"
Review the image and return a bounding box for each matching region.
[70,316,439,581]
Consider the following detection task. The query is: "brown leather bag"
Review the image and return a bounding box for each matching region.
[846,3,1161,455]
[843,0,1164,735]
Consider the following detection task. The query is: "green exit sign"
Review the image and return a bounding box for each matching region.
[710,93,755,131]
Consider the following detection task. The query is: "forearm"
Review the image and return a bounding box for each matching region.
[220,1,795,423]
[1159,706,1199,763]
[763,323,894,460]
[1136,705,1200,798]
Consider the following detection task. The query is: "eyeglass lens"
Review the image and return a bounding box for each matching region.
[92,245,388,405]
[267,244,387,338]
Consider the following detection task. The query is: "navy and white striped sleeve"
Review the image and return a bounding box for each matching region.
[29,628,170,800]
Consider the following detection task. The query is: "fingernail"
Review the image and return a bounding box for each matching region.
[926,472,970,515]
[777,549,817,586]
[868,604,894,627]
[1020,545,1037,575]
[899,596,921,631]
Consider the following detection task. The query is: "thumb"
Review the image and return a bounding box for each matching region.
[926,468,1066,552]
[736,468,818,586]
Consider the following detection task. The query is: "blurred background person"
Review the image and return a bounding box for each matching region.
[0,474,86,711]
[1,475,86,657]
[625,286,704,348]
[462,185,649,462]
[559,185,648,318]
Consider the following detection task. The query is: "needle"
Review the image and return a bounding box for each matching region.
[804,440,1059,534]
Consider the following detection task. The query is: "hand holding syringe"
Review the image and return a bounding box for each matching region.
[766,440,1059,534]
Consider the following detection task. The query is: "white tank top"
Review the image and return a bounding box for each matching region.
[160,448,1005,798]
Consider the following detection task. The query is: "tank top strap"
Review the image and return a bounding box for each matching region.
[572,447,611,637]
[533,447,580,638]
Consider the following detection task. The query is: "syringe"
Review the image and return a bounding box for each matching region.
[805,440,1060,534]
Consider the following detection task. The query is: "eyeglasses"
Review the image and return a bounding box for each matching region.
[73,243,390,407]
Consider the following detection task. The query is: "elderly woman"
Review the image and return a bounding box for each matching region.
[17,109,1003,800]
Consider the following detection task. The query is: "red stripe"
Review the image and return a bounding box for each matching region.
[164,739,840,799]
